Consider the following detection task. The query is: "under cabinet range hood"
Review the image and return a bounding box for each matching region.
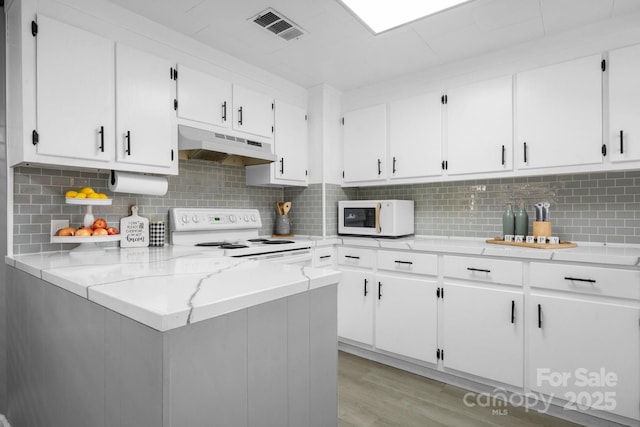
[178,125,277,166]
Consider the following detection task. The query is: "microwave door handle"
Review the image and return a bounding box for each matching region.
[375,203,381,234]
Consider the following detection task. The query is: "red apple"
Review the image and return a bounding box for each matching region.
[93,218,108,229]
[106,227,120,235]
[92,228,108,236]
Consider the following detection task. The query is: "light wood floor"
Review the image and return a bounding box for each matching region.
[338,351,582,427]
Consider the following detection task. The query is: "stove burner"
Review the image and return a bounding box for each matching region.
[248,238,269,243]
[220,244,249,249]
[262,240,295,245]
[195,242,227,247]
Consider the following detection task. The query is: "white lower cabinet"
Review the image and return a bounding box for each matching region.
[375,274,438,363]
[529,262,640,421]
[337,269,374,345]
[442,283,524,387]
[529,294,639,420]
[335,246,640,424]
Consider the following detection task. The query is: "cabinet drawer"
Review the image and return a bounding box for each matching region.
[377,250,437,276]
[530,262,640,300]
[338,247,375,269]
[443,256,523,286]
[314,247,335,268]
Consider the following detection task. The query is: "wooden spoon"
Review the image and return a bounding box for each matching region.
[283,202,291,215]
[275,202,283,215]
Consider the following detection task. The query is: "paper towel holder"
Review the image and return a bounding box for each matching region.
[109,170,169,196]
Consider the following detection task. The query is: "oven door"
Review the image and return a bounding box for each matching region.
[339,202,381,236]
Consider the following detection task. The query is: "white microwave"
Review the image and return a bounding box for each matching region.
[338,200,414,237]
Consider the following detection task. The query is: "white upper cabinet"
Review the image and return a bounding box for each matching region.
[342,104,387,183]
[609,44,640,163]
[516,54,603,170]
[446,75,513,176]
[115,44,177,170]
[273,101,308,183]
[176,65,231,129]
[35,15,115,164]
[232,85,274,139]
[389,93,442,179]
[246,100,308,187]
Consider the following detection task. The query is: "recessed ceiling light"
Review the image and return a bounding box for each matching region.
[339,0,473,34]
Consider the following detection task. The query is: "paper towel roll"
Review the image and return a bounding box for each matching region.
[109,171,168,196]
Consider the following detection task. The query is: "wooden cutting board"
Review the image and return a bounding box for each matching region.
[486,238,577,249]
[120,205,149,247]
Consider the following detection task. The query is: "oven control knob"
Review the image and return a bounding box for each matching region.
[228,215,236,223]
[251,215,256,222]
[181,215,190,224]
[192,215,200,223]
[244,215,249,222]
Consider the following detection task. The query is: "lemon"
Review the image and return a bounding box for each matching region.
[97,193,108,199]
[65,190,78,198]
[87,193,101,199]
[75,193,87,199]
[79,187,95,194]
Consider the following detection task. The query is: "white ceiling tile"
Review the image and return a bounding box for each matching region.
[612,0,640,15]
[540,0,614,35]
[427,17,544,62]
[472,0,541,31]
[101,0,640,90]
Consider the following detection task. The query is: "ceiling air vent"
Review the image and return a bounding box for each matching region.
[252,8,305,41]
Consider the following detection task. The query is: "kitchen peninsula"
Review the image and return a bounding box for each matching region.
[5,246,340,427]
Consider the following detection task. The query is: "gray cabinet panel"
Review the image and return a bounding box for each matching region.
[248,298,288,427]
[288,292,310,427]
[310,285,338,427]
[167,310,248,427]
[105,312,163,427]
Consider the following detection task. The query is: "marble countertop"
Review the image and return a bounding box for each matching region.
[6,246,341,331]
[340,235,640,266]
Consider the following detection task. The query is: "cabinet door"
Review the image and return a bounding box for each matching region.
[443,283,523,387]
[343,104,387,183]
[176,65,231,129]
[274,101,308,183]
[337,269,374,345]
[232,85,274,139]
[530,294,640,420]
[375,274,438,364]
[516,55,603,169]
[389,93,442,179]
[446,76,513,176]
[115,44,177,169]
[609,44,640,163]
[35,15,114,163]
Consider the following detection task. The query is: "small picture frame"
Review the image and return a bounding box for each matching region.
[526,235,535,244]
[515,235,524,243]
[549,236,560,244]
[537,236,547,244]
[504,234,514,242]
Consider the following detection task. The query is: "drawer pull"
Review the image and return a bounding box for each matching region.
[319,255,331,259]
[394,260,413,265]
[344,255,360,260]
[364,279,368,297]
[564,277,596,284]
[467,267,491,273]
[538,304,542,329]
[378,282,382,300]
[511,300,515,324]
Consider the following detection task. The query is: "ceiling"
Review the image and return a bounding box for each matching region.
[103,0,640,91]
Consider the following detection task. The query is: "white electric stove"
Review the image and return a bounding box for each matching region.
[169,208,312,264]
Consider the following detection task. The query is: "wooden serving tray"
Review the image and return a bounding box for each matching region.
[486,238,577,249]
